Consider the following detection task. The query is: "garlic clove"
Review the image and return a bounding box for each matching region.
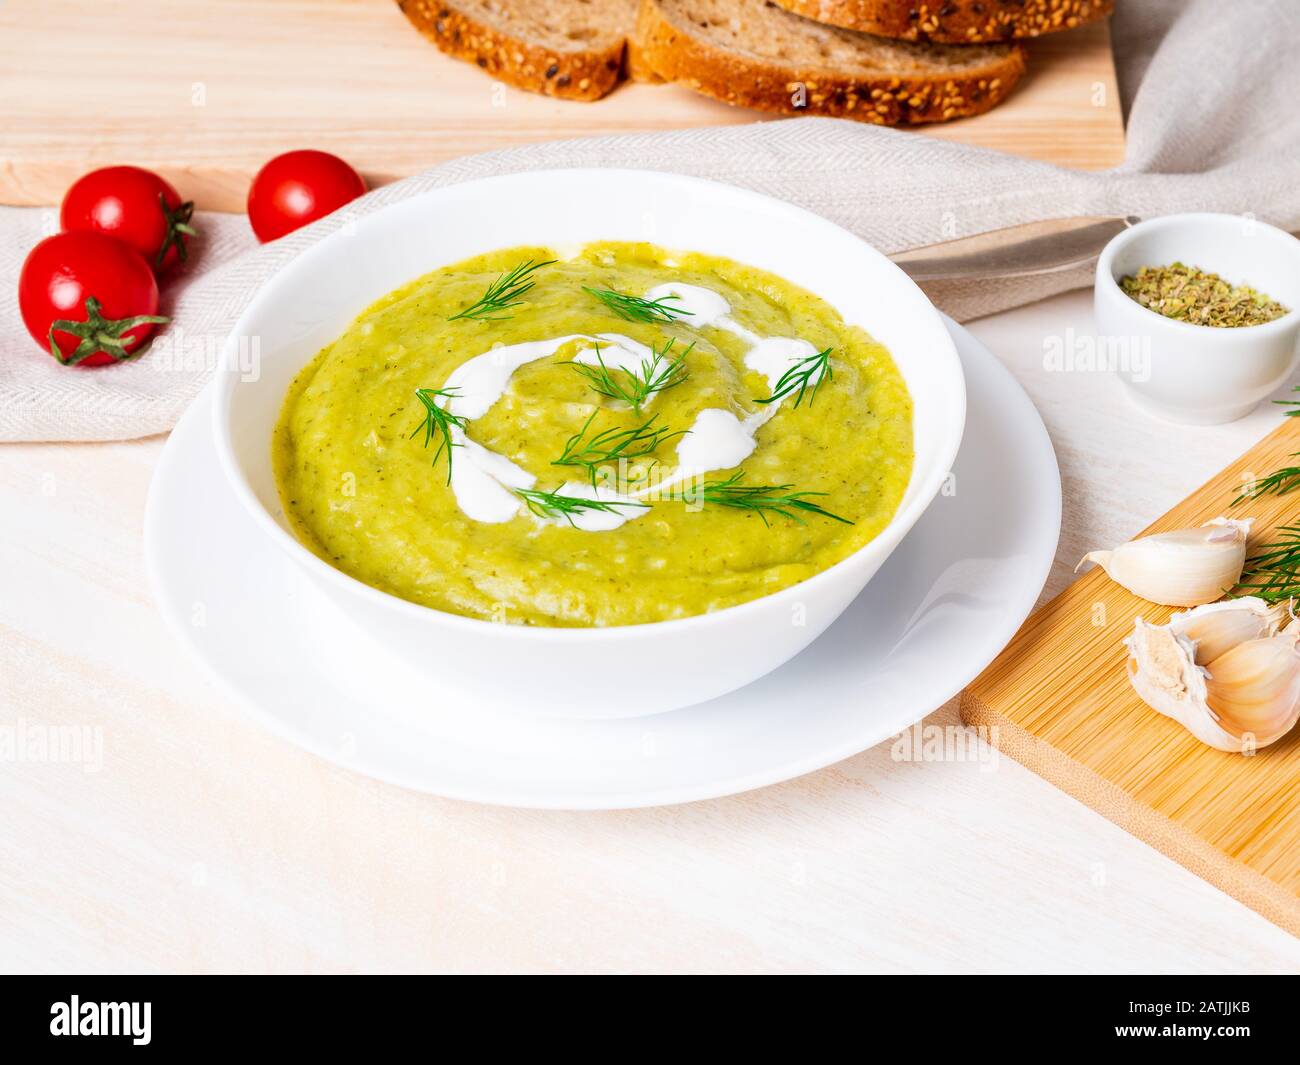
[1169,596,1288,664]
[1203,633,1300,748]
[1078,517,1252,606]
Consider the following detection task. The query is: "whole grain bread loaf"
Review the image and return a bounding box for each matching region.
[635,0,1026,124]
[397,0,638,101]
[770,0,1114,43]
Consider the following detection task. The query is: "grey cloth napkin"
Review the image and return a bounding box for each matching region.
[1,0,1297,442]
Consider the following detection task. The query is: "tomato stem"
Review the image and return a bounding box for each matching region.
[156,194,197,270]
[47,296,170,366]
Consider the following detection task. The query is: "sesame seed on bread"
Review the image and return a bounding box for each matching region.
[635,0,1027,125]
[397,0,638,101]
[770,0,1114,43]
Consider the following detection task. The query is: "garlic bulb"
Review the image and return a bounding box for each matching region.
[1125,597,1300,752]
[1079,517,1252,606]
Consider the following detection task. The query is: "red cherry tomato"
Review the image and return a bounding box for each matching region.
[18,232,168,367]
[247,150,366,242]
[60,165,196,274]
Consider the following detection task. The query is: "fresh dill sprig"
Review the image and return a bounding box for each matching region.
[754,347,833,409]
[409,387,467,483]
[671,471,852,526]
[585,287,694,324]
[553,412,687,486]
[516,486,649,526]
[1235,523,1300,602]
[571,337,693,416]
[1276,386,1300,417]
[448,258,556,321]
[1232,452,1300,504]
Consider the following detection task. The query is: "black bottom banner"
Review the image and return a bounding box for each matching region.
[2,976,1294,1050]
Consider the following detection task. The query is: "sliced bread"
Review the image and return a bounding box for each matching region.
[770,0,1114,42]
[396,0,638,101]
[635,0,1026,125]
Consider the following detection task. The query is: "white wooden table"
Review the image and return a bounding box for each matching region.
[3,289,1299,973]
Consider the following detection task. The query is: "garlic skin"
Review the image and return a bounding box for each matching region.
[1079,517,1252,606]
[1125,597,1300,752]
[1126,619,1220,746]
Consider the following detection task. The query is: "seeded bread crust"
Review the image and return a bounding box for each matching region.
[396,0,634,101]
[770,0,1114,42]
[635,0,1026,125]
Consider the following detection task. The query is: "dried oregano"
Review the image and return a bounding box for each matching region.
[1119,261,1288,328]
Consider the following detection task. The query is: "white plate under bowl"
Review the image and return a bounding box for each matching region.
[145,316,1059,810]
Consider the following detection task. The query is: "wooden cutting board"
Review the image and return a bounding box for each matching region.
[962,418,1300,938]
[0,0,1124,212]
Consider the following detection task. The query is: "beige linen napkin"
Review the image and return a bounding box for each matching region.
[1,0,1297,441]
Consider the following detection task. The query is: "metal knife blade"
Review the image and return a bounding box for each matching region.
[891,216,1140,283]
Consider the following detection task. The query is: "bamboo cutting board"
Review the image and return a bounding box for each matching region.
[962,419,1300,938]
[0,0,1124,212]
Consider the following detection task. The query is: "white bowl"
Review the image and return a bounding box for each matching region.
[1095,213,1300,425]
[211,169,965,719]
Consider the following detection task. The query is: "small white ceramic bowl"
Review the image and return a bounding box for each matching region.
[1095,213,1300,425]
[211,169,965,718]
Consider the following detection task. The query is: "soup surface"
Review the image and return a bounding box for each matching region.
[273,242,914,626]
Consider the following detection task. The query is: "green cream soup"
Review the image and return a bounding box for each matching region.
[273,243,914,627]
